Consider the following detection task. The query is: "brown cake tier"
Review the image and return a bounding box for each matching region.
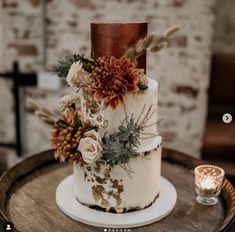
[91,22,147,72]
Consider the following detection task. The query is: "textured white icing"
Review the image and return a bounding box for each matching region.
[73,136,162,212]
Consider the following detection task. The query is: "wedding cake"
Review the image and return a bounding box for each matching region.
[44,22,179,213]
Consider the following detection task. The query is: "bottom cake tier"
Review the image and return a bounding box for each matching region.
[73,137,162,213]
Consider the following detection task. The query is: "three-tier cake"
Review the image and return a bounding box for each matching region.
[49,22,179,214]
[73,23,162,213]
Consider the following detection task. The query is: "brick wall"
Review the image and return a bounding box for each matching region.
[213,0,235,53]
[0,0,218,163]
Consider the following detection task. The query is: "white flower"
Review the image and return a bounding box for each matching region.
[83,129,100,140]
[78,130,102,164]
[67,61,87,86]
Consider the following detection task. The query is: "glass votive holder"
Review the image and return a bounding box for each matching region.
[194,165,225,205]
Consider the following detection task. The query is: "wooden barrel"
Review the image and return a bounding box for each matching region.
[0,149,234,232]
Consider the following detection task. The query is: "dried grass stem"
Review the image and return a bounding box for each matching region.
[124,24,180,59]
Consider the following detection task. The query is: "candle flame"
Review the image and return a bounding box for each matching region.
[200,176,216,190]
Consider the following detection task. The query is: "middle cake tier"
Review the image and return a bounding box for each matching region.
[81,78,159,153]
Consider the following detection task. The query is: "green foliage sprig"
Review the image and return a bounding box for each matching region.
[101,104,158,167]
[102,117,140,167]
[53,54,94,78]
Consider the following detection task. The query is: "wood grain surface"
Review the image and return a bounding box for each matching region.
[0,149,234,232]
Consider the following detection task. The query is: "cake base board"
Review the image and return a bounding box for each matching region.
[56,175,177,228]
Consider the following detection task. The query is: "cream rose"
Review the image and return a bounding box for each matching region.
[83,129,100,140]
[66,61,87,86]
[78,130,102,164]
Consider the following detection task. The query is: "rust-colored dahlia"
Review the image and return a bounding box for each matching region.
[91,56,145,110]
[51,107,90,164]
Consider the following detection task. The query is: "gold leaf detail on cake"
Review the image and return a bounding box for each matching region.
[95,176,106,184]
[92,185,110,208]
[110,179,124,206]
[87,161,124,208]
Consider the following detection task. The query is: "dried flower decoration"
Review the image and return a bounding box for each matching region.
[124,25,180,59]
[163,25,181,37]
[150,42,168,53]
[51,108,84,163]
[51,107,99,164]
[91,56,146,110]
[26,98,55,125]
[58,93,81,112]
[36,24,181,165]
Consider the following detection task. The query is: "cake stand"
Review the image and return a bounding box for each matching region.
[56,175,177,228]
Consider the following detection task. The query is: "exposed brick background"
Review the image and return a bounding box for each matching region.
[213,0,235,53]
[1,0,228,165]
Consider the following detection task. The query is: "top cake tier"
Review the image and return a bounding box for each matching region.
[91,22,147,72]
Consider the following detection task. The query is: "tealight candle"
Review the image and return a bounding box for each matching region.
[200,176,216,190]
[194,165,225,205]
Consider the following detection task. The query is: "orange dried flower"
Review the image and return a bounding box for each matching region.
[91,56,110,78]
[91,56,145,110]
[51,107,87,164]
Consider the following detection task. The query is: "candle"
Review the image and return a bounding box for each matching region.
[200,176,216,190]
[194,165,224,205]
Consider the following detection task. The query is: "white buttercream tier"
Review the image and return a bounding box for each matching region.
[73,136,162,213]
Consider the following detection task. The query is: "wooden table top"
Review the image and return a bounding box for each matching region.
[0,149,234,232]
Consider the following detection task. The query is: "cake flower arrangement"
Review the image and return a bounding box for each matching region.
[29,25,180,169]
